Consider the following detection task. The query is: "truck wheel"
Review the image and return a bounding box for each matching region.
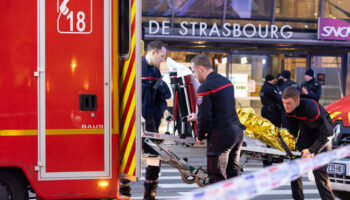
[0,170,28,200]
[0,181,10,200]
[195,176,209,187]
[181,173,196,184]
[333,191,350,200]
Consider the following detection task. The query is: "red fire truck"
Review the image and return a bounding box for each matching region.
[0,0,141,199]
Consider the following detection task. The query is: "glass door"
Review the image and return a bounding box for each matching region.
[311,56,344,106]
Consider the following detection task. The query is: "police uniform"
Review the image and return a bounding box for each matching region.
[279,79,298,95]
[279,79,299,127]
[120,57,171,200]
[196,72,244,183]
[285,98,334,200]
[260,80,282,127]
[300,78,321,102]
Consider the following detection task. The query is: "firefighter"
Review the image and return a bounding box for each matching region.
[187,54,244,183]
[260,74,282,127]
[300,69,321,102]
[120,41,171,200]
[281,86,334,200]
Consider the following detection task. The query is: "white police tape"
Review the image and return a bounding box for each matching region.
[177,145,350,200]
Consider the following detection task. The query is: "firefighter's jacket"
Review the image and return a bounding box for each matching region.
[196,71,242,155]
[141,58,171,130]
[285,98,333,154]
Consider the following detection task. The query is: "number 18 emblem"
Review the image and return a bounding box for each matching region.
[57,0,93,34]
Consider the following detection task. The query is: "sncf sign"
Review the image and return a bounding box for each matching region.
[318,17,350,40]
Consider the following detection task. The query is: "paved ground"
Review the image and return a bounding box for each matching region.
[129,143,334,200]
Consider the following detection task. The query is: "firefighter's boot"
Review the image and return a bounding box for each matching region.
[143,180,158,200]
[119,179,131,197]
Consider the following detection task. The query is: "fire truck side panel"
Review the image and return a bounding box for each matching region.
[0,0,39,198]
[45,0,105,173]
[34,137,119,199]
[0,2,37,129]
[46,135,104,172]
[0,0,38,193]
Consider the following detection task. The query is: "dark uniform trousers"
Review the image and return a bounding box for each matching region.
[207,124,244,183]
[291,142,333,200]
[142,116,161,200]
[120,116,161,200]
[291,164,334,200]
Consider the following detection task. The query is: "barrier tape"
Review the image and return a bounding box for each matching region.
[178,145,350,200]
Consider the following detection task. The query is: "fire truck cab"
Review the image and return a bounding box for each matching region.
[0,0,141,199]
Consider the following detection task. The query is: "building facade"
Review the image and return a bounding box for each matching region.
[142,0,350,111]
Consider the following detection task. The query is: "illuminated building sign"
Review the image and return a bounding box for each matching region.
[318,17,350,41]
[148,20,293,39]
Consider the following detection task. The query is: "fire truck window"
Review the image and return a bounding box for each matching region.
[119,0,130,59]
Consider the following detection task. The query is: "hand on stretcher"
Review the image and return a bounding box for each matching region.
[301,149,314,158]
[196,137,203,145]
[163,110,171,118]
[187,113,197,122]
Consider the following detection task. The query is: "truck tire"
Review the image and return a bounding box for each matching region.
[0,182,10,200]
[333,191,350,200]
[0,170,28,200]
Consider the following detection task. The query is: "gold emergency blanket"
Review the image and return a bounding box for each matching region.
[237,107,296,152]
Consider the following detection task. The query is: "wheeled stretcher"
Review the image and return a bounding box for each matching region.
[141,118,301,188]
[142,127,209,187]
[142,60,301,186]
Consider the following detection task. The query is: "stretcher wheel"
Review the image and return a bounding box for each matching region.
[181,173,196,184]
[195,176,209,187]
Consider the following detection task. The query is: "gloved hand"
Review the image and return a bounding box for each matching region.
[196,137,203,145]
[187,113,197,122]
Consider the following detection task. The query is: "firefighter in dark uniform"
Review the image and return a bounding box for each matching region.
[260,74,282,127]
[282,86,334,200]
[300,69,321,102]
[187,54,244,183]
[120,41,171,200]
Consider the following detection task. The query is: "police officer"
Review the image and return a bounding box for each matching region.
[276,73,284,87]
[278,70,298,127]
[260,74,282,127]
[278,70,298,94]
[187,54,244,183]
[120,41,171,200]
[300,69,321,102]
[282,86,334,200]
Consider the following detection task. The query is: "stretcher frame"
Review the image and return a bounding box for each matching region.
[142,130,209,187]
[142,128,301,187]
[240,137,302,168]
